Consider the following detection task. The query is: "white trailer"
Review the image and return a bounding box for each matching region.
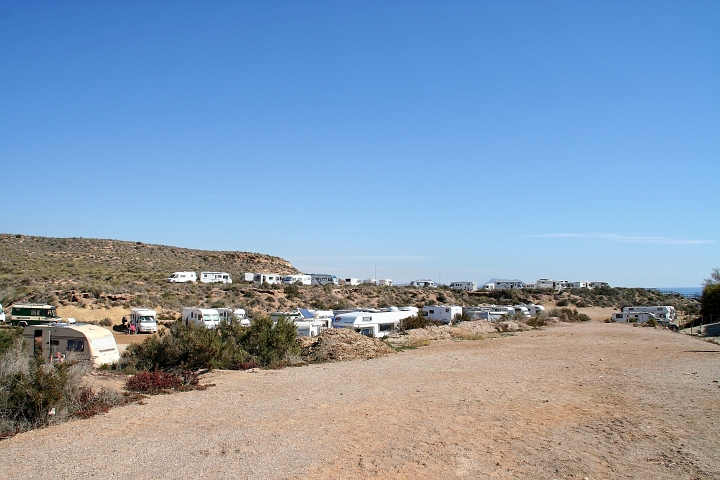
[344,278,360,286]
[310,274,339,286]
[422,305,463,324]
[516,304,546,316]
[613,311,658,323]
[362,278,378,285]
[23,323,120,367]
[465,310,506,321]
[200,272,232,284]
[182,307,220,328]
[254,273,282,285]
[216,308,250,326]
[410,279,436,287]
[128,308,157,333]
[377,279,393,287]
[283,274,312,285]
[167,271,197,283]
[332,307,416,337]
[450,281,477,291]
[622,306,676,321]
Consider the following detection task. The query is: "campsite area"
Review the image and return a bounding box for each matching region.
[1,321,718,479]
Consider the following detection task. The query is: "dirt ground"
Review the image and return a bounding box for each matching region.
[2,322,719,479]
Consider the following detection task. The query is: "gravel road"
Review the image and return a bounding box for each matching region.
[1,322,719,479]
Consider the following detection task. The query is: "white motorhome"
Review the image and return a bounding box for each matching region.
[283,274,312,285]
[332,307,416,337]
[470,305,516,316]
[200,272,232,284]
[216,308,250,326]
[613,311,658,323]
[516,304,546,316]
[536,279,566,290]
[310,274,339,286]
[129,308,157,333]
[622,306,676,321]
[450,282,477,291]
[362,278,378,285]
[377,279,393,287]
[182,307,220,328]
[465,310,506,322]
[422,305,463,324]
[167,271,197,283]
[494,280,524,290]
[270,311,304,323]
[344,278,360,286]
[23,323,120,367]
[242,272,255,282]
[410,279,436,288]
[254,273,282,285]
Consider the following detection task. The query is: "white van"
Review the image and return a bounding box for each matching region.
[23,323,120,367]
[613,311,658,323]
[181,307,220,328]
[283,274,312,285]
[333,307,416,337]
[422,305,463,324]
[167,272,197,283]
[129,308,157,333]
[216,308,250,327]
[254,273,282,285]
[200,272,233,284]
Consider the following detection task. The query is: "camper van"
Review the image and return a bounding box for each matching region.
[410,280,436,288]
[129,308,157,333]
[242,273,255,283]
[253,273,282,285]
[10,303,61,327]
[216,308,250,326]
[377,279,393,287]
[182,308,220,328]
[310,274,339,286]
[199,272,232,284]
[167,272,197,283]
[516,304,546,316]
[422,305,463,324]
[283,274,312,285]
[450,282,477,291]
[465,310,506,321]
[613,311,658,323]
[344,278,360,286]
[23,323,120,367]
[333,307,416,337]
[621,306,676,321]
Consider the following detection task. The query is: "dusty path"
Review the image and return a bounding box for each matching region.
[1,322,719,479]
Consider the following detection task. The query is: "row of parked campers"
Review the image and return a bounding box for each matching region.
[254,274,339,286]
[166,272,233,284]
[612,306,678,328]
[181,307,249,328]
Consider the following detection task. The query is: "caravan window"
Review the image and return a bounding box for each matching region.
[362,316,372,323]
[67,339,85,352]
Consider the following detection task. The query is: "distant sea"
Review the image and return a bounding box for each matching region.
[649,287,703,296]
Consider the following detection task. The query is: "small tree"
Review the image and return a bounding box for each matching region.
[700,283,720,323]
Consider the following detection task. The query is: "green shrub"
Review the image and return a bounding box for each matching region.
[399,314,429,330]
[452,312,472,325]
[0,328,22,356]
[526,316,547,328]
[548,308,590,322]
[240,316,298,367]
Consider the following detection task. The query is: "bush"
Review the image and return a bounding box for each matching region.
[451,312,472,325]
[0,328,22,356]
[125,370,184,393]
[98,318,113,327]
[0,341,125,436]
[526,316,547,328]
[701,283,720,323]
[548,308,590,323]
[399,314,429,330]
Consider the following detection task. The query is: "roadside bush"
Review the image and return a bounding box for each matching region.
[548,308,591,323]
[240,316,298,367]
[526,316,547,328]
[0,328,22,356]
[125,370,184,393]
[399,314,429,330]
[0,341,124,436]
[451,312,472,325]
[98,317,113,327]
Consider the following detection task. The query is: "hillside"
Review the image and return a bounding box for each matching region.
[0,233,698,325]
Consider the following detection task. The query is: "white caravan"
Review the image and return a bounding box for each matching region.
[333,307,417,337]
[622,306,676,321]
[450,282,477,291]
[216,308,250,326]
[283,274,312,285]
[129,308,157,333]
[468,305,516,316]
[410,279,436,288]
[167,271,197,283]
[377,279,393,287]
[200,272,233,284]
[310,274,339,286]
[511,306,531,317]
[23,323,120,367]
[422,305,463,324]
[362,278,378,285]
[465,310,506,322]
[344,278,360,286]
[182,307,220,328]
[254,273,282,285]
[613,311,658,323]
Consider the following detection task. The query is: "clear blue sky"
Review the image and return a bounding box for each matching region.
[1,1,718,287]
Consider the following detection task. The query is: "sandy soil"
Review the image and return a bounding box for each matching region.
[2,322,719,479]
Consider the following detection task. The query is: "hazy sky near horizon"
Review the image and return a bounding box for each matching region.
[1,1,718,287]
